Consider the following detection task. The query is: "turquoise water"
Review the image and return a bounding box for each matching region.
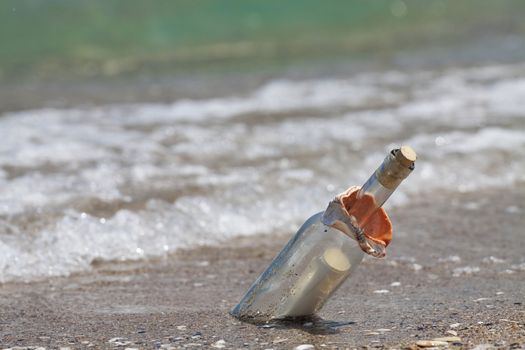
[1,0,524,81]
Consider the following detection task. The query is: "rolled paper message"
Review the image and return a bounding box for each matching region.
[276,247,351,317]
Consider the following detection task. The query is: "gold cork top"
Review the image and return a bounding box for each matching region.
[396,145,417,167]
[376,146,416,189]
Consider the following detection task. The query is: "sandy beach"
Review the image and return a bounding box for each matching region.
[1,188,524,349]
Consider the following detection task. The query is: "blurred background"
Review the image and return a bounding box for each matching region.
[0,0,524,283]
[2,0,525,110]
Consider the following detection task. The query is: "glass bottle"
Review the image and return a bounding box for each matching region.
[231,146,416,322]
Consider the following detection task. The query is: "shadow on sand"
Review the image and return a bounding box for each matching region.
[254,315,355,335]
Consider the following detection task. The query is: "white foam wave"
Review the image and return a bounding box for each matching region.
[1,63,525,282]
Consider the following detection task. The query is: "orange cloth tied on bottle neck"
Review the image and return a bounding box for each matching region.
[321,186,392,257]
[339,186,392,247]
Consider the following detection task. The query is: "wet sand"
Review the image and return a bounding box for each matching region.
[1,188,524,349]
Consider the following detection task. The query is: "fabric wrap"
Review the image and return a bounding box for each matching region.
[321,186,392,258]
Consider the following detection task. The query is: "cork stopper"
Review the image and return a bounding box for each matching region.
[396,145,417,168]
[375,146,416,189]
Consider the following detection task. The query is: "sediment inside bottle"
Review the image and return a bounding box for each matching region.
[277,246,351,317]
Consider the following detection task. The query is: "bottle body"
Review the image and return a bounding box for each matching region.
[230,212,364,321]
[231,147,416,322]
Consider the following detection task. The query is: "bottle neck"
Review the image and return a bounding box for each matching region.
[357,174,395,208]
[355,149,415,226]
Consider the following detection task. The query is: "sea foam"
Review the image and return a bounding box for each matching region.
[0,63,524,282]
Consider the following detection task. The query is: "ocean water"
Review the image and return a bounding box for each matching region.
[1,63,524,283]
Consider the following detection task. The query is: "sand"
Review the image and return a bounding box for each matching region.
[1,188,524,349]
